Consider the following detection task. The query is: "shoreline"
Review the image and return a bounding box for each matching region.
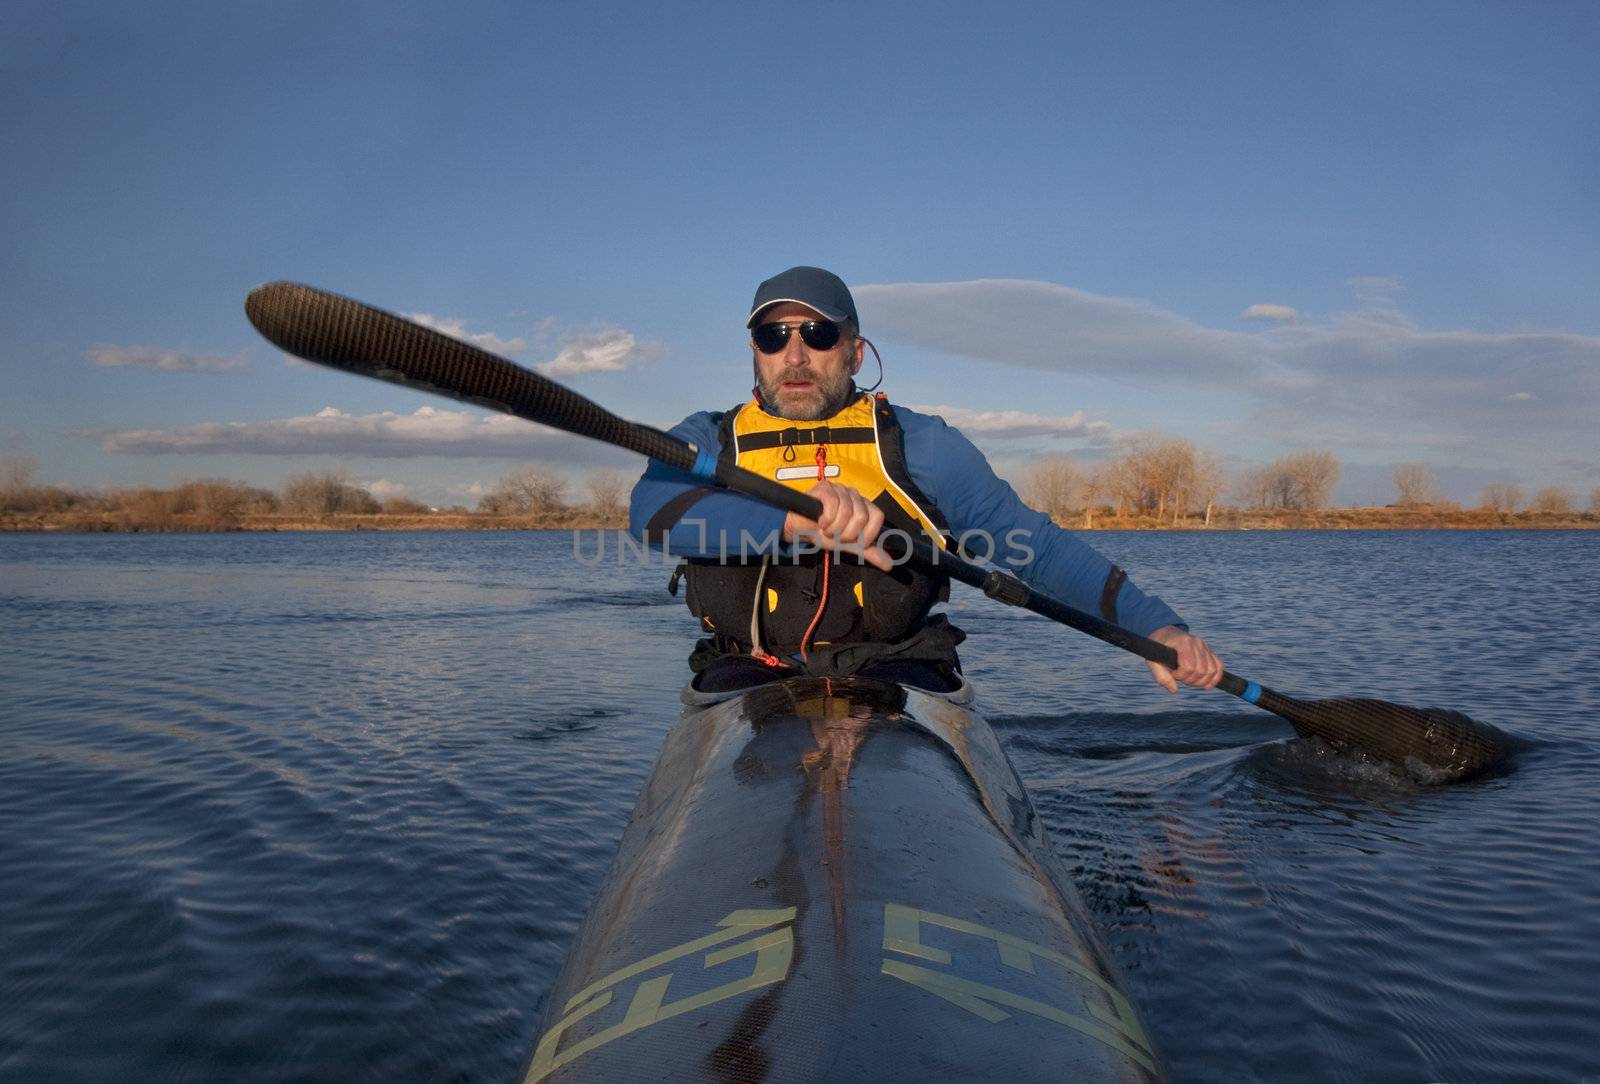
[3,508,1596,533]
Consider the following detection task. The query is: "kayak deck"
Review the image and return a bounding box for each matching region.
[522,677,1162,1082]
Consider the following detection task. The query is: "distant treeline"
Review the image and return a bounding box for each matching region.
[0,460,630,532]
[1019,441,1600,528]
[3,453,1596,533]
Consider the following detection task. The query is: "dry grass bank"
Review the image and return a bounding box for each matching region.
[1074,506,1599,530]
[0,511,628,533]
[6,506,1596,533]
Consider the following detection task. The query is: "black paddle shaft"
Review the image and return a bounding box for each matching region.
[244,281,1511,781]
[245,282,1186,667]
[716,464,1182,662]
[725,425,1508,778]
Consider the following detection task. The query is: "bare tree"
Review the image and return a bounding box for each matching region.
[1102,453,1139,518]
[1148,439,1197,522]
[1081,438,1225,523]
[1240,461,1304,510]
[1191,449,1227,526]
[1285,451,1340,510]
[283,472,340,514]
[1115,439,1163,519]
[1480,483,1522,513]
[1101,436,1200,522]
[1021,456,1079,522]
[1393,463,1437,507]
[483,466,566,516]
[1079,469,1104,529]
[1590,487,1600,516]
[585,469,628,522]
[1531,487,1572,514]
[1234,465,1273,509]
[171,478,277,518]
[1238,451,1341,511]
[282,470,378,515]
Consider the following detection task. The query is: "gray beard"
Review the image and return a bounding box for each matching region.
[755,367,857,421]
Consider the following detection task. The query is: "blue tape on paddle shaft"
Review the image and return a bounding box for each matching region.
[690,446,718,481]
[1242,681,1262,704]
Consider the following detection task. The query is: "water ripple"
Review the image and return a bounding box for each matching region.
[3,530,1597,1082]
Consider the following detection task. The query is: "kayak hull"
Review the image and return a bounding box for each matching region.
[522,677,1161,1083]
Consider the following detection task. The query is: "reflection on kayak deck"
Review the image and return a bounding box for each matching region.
[522,677,1162,1083]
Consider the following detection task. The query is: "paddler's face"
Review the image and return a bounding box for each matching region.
[751,302,864,421]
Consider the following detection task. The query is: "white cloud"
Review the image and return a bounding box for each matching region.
[93,404,635,465]
[353,311,654,377]
[1242,303,1298,323]
[87,345,245,372]
[536,330,652,376]
[360,478,410,499]
[1258,311,1598,448]
[400,312,655,378]
[855,279,1262,381]
[407,313,527,357]
[908,404,1115,442]
[855,278,1600,469]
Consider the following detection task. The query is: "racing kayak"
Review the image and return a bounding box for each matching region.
[520,676,1162,1082]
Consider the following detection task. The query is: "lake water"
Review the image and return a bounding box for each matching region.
[2,530,1596,1082]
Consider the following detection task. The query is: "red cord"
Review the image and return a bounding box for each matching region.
[799,443,830,663]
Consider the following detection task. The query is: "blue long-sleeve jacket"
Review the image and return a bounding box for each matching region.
[629,403,1185,638]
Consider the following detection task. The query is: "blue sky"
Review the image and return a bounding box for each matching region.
[4,1,1597,508]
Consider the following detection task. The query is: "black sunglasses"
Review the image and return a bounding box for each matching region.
[750,320,844,355]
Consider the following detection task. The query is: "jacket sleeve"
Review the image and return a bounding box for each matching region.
[896,407,1186,638]
[627,411,788,558]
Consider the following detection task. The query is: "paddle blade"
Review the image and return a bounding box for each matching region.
[244,281,696,472]
[1255,690,1510,782]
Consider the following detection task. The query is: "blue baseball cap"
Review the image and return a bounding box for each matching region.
[746,266,859,328]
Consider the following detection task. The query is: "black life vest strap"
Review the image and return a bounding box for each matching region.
[717,405,742,466]
[1099,565,1127,623]
[645,486,715,542]
[872,395,952,538]
[734,425,876,452]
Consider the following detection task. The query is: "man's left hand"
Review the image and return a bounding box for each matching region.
[1144,625,1224,693]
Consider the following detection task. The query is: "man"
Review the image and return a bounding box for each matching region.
[631,266,1223,693]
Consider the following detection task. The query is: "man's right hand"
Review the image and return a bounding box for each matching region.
[782,480,893,571]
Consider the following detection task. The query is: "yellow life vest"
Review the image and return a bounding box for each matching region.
[683,391,951,658]
[725,392,948,545]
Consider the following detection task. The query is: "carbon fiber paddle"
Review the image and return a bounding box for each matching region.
[245,281,1511,782]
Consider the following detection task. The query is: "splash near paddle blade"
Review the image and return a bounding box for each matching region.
[1256,690,1510,782]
